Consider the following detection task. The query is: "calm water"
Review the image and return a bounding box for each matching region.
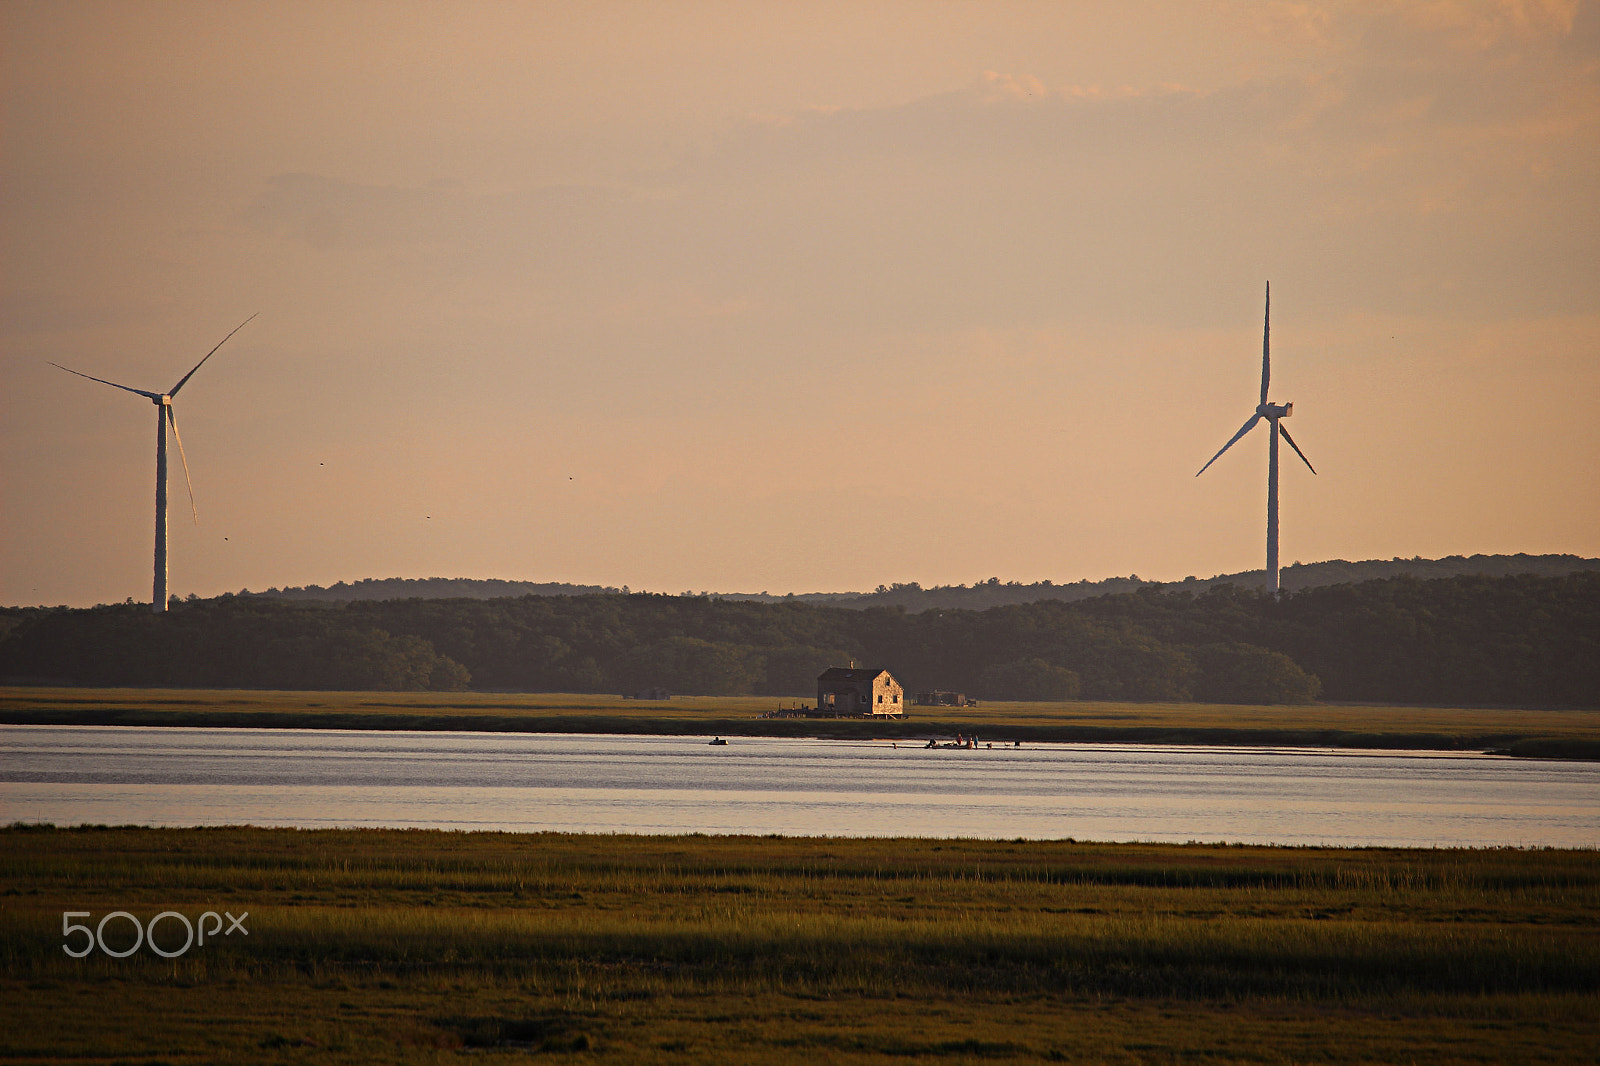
[3,725,1597,847]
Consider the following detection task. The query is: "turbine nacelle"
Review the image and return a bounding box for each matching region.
[1256,401,1292,419]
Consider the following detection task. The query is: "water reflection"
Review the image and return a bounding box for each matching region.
[2,725,1596,847]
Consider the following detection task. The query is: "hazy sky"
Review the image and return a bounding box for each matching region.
[3,0,1597,606]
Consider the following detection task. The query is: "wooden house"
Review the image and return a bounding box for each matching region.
[816,666,905,717]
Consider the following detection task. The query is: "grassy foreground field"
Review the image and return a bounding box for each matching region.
[1,826,1597,1064]
[5,687,1600,758]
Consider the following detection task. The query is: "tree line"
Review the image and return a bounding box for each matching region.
[1,572,1595,706]
[239,553,1599,613]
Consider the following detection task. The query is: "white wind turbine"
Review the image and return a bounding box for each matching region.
[1195,284,1316,597]
[51,315,257,613]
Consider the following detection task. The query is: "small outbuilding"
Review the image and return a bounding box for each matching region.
[816,666,906,717]
[915,690,973,707]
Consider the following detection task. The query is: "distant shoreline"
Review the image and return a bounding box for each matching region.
[4,690,1598,761]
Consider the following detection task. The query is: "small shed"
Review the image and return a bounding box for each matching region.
[816,666,905,717]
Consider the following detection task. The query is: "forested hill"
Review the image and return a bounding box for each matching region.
[3,572,1596,708]
[829,553,1600,611]
[241,577,627,601]
[238,554,1600,612]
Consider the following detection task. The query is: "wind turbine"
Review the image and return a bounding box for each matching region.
[51,315,257,613]
[1195,284,1315,597]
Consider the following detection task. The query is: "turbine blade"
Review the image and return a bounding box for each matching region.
[1260,281,1270,405]
[167,406,200,524]
[169,312,258,396]
[49,363,161,400]
[1278,423,1316,475]
[1196,413,1262,477]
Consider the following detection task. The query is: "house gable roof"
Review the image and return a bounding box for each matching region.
[817,667,894,684]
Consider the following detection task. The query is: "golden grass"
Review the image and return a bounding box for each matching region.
[6,685,1600,744]
[1,826,1597,1062]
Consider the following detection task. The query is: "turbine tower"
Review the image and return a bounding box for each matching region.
[1195,284,1316,597]
[52,315,257,613]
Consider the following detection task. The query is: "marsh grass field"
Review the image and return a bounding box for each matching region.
[2,825,1597,1063]
[5,687,1600,758]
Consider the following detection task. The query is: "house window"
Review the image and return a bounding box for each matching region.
[877,694,884,704]
[893,693,899,703]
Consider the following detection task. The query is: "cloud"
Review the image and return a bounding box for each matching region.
[1368,0,1581,52]
[236,4,1597,345]
[241,173,641,254]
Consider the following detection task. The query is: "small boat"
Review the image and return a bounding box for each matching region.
[709,737,727,746]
